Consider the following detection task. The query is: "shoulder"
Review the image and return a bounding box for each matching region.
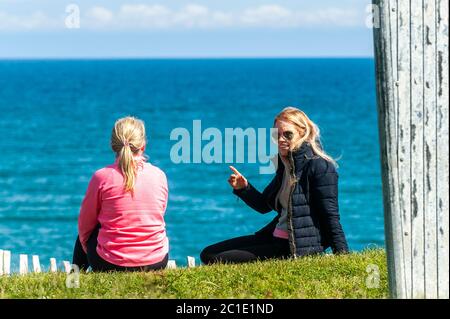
[92,165,116,180]
[86,166,114,188]
[307,157,337,176]
[145,163,168,183]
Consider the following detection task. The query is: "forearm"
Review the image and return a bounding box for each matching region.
[78,219,97,253]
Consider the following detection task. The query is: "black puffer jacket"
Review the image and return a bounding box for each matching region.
[233,142,349,256]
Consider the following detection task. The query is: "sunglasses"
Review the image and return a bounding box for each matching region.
[271,130,295,142]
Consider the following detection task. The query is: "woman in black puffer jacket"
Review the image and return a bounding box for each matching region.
[200,106,349,264]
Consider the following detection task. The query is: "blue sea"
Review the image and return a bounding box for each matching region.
[0,58,384,270]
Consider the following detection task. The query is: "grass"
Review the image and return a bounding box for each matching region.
[0,249,388,299]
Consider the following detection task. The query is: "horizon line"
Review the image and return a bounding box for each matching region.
[0,55,374,61]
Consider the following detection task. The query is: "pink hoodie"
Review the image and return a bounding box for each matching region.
[78,156,169,267]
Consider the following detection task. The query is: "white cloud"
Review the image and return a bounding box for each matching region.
[172,4,210,28]
[103,4,361,29]
[0,10,54,30]
[117,4,172,28]
[0,4,364,31]
[240,5,361,28]
[113,4,233,29]
[241,5,293,27]
[298,8,360,27]
[85,6,114,26]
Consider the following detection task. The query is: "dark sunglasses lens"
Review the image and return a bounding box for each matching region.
[283,131,294,140]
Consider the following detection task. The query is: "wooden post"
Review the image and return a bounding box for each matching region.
[372,0,449,298]
[0,250,3,276]
[49,258,57,273]
[19,254,28,275]
[32,255,41,273]
[3,251,11,276]
[62,261,71,274]
[167,260,177,269]
[187,256,196,268]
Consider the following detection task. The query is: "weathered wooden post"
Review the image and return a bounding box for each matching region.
[187,256,196,268]
[3,250,11,276]
[32,255,41,273]
[372,0,448,298]
[19,254,29,275]
[62,261,71,274]
[0,249,3,276]
[167,260,177,269]
[49,258,57,273]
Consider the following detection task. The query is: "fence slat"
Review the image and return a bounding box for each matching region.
[19,254,28,275]
[410,0,425,298]
[49,258,57,272]
[396,0,412,298]
[0,249,3,276]
[3,251,10,275]
[423,0,438,298]
[62,261,71,274]
[435,0,449,299]
[167,260,177,269]
[187,256,196,268]
[32,255,41,273]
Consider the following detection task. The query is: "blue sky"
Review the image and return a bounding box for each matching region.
[0,0,375,58]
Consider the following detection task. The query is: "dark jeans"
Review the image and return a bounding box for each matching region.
[72,225,168,272]
[200,233,291,265]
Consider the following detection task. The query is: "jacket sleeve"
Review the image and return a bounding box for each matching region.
[232,176,277,214]
[78,171,103,253]
[309,159,349,254]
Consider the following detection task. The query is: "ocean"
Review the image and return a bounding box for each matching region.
[0,58,384,270]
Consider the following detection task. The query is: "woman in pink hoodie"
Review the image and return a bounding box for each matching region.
[72,116,169,272]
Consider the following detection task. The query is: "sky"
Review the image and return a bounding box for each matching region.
[0,0,375,58]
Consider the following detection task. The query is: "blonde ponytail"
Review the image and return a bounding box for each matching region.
[111,116,147,193]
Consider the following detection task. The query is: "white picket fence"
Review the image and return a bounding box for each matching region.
[0,249,195,276]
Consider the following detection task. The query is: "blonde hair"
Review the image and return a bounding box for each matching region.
[111,116,147,193]
[274,107,337,167]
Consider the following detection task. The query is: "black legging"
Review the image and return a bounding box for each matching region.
[200,233,291,264]
[72,225,168,272]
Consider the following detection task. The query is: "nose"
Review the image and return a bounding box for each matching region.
[278,135,289,143]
